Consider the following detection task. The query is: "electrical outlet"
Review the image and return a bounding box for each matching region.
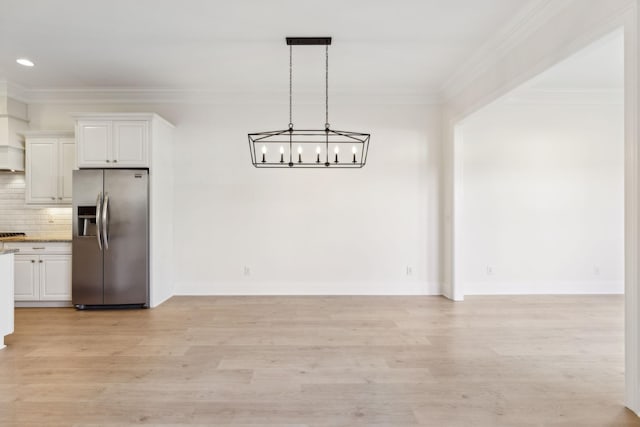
[243,266,251,276]
[406,266,413,276]
[486,266,493,275]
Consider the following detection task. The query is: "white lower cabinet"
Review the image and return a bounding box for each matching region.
[40,255,72,301]
[5,243,72,303]
[14,255,38,300]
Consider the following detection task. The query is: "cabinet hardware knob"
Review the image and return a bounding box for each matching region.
[114,160,118,163]
[51,197,56,200]
[32,247,45,250]
[31,260,35,263]
[58,197,62,200]
[106,160,111,163]
[39,260,43,263]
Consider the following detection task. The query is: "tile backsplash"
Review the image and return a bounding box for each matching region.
[0,172,72,237]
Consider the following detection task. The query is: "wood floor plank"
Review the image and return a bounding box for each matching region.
[0,295,637,426]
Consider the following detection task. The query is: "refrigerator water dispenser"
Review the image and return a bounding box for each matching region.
[77,206,97,237]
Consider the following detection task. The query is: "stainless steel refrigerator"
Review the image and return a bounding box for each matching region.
[72,169,149,308]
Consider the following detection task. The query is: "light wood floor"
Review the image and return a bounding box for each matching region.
[0,295,638,426]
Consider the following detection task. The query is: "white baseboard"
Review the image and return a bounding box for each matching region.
[174,281,442,296]
[464,280,624,295]
[441,282,465,301]
[15,301,73,308]
[150,291,174,308]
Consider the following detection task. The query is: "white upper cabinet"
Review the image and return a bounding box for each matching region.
[113,121,148,167]
[26,140,57,204]
[74,115,152,168]
[59,139,76,203]
[77,121,111,167]
[23,131,76,205]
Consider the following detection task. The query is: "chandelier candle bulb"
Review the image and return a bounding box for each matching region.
[316,146,321,163]
[297,145,303,163]
[334,146,339,163]
[261,145,267,163]
[279,145,284,163]
[352,146,357,163]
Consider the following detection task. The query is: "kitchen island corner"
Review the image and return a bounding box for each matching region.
[0,249,17,349]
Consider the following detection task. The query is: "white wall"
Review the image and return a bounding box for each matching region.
[459,100,624,294]
[27,99,442,295]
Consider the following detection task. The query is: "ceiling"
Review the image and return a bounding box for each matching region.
[0,0,538,96]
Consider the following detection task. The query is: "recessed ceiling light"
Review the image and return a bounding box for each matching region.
[16,58,34,67]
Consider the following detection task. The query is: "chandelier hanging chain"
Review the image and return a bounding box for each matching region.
[325,45,329,129]
[289,44,293,129]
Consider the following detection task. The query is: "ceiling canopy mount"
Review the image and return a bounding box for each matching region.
[286,37,332,46]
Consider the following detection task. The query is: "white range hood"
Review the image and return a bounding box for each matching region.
[0,92,28,172]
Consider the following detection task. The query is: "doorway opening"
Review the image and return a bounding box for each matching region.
[451,28,628,416]
[457,29,624,298]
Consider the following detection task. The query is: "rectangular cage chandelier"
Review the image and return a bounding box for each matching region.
[248,37,371,168]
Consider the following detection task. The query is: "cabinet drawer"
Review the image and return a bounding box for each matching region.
[3,242,72,255]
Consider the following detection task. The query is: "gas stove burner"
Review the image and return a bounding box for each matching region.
[0,232,26,238]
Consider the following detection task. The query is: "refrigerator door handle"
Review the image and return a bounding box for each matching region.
[102,193,110,250]
[96,192,103,251]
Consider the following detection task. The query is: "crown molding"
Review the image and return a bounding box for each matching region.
[439,0,571,102]
[70,112,175,128]
[501,88,624,105]
[20,130,74,138]
[6,86,441,106]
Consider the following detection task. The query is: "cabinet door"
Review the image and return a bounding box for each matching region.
[77,121,112,167]
[26,140,57,204]
[113,121,149,167]
[58,138,76,204]
[39,255,72,301]
[14,255,38,301]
